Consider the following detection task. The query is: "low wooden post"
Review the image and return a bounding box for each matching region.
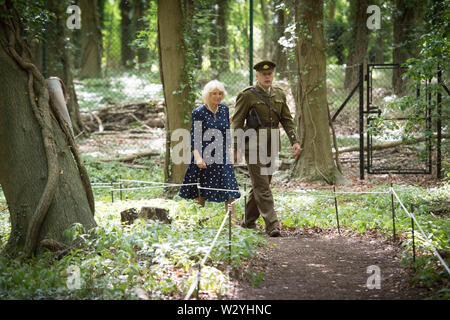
[333,186,341,235]
[390,183,396,242]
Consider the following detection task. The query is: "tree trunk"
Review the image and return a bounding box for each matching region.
[45,0,85,135]
[374,31,384,64]
[328,0,336,20]
[292,0,341,184]
[344,0,370,90]
[79,0,103,78]
[134,0,149,67]
[259,0,272,59]
[392,0,424,95]
[209,3,219,71]
[272,0,288,77]
[157,0,192,188]
[217,0,230,73]
[120,0,135,69]
[0,3,96,258]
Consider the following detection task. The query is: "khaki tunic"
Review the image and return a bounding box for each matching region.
[231,83,299,233]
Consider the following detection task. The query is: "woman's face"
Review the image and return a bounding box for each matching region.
[208,89,224,106]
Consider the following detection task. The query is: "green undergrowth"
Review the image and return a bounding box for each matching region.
[0,197,264,299]
[0,156,448,299]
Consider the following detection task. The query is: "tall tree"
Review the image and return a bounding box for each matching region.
[0,1,96,258]
[157,0,193,186]
[392,0,424,95]
[134,0,149,66]
[217,0,230,73]
[259,0,272,59]
[120,0,135,68]
[272,0,288,77]
[45,0,85,135]
[328,0,337,20]
[344,0,370,89]
[292,0,342,183]
[79,0,103,78]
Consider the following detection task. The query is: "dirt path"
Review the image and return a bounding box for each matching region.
[229,229,430,300]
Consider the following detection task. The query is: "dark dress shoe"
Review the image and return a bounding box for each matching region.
[269,229,281,237]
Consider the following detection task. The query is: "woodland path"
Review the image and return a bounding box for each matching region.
[229,229,430,300]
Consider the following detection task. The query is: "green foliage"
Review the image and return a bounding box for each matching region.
[0,198,264,299]
[249,271,264,287]
[0,156,264,299]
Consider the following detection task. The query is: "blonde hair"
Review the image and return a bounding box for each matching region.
[201,80,227,105]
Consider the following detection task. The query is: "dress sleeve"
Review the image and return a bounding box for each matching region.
[190,109,203,154]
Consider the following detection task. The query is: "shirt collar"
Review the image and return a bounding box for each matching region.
[256,82,271,95]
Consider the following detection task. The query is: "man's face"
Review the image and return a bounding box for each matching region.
[256,71,274,90]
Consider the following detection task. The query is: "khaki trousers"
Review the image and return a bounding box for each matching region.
[244,159,280,233]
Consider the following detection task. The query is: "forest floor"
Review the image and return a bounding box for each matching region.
[75,102,447,300]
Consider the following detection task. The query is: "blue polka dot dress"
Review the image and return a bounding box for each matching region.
[179,104,241,202]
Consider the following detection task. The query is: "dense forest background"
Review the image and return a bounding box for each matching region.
[34,0,438,109]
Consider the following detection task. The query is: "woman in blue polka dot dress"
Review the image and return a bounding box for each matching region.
[179,80,241,219]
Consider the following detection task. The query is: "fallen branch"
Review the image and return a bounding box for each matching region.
[91,112,104,133]
[100,151,160,162]
[336,134,449,154]
[128,112,152,131]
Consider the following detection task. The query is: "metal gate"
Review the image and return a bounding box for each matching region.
[331,63,447,180]
[364,63,433,176]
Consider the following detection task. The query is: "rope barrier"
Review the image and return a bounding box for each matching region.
[184,196,245,300]
[90,177,450,284]
[390,187,450,276]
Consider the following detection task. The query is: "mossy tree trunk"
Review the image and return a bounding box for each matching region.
[79,0,103,79]
[45,0,85,135]
[292,0,341,184]
[392,0,424,95]
[344,0,370,90]
[157,0,192,189]
[0,2,96,258]
[120,0,135,69]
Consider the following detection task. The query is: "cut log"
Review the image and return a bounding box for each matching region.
[120,208,139,225]
[139,207,171,224]
[100,151,160,162]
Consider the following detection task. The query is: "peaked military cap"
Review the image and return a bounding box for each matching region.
[253,60,276,72]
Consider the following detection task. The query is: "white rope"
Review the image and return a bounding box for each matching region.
[334,191,390,195]
[391,187,450,275]
[92,185,117,189]
[184,197,244,300]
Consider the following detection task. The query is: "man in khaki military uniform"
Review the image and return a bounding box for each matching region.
[231,60,301,237]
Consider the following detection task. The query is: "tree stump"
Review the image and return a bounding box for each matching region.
[120,208,139,225]
[139,207,171,224]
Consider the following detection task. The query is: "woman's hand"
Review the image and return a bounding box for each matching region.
[193,150,206,169]
[195,156,207,169]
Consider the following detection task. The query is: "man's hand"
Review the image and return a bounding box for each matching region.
[292,143,301,158]
[233,149,240,165]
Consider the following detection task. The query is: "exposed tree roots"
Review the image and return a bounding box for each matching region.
[0,2,94,257]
